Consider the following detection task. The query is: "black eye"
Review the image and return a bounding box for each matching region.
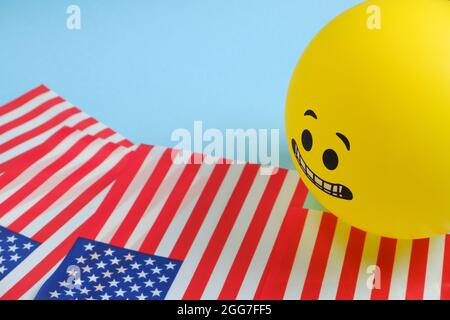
[323,149,339,170]
[301,129,313,151]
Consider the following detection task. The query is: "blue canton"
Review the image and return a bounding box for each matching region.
[35,238,182,300]
[0,226,39,281]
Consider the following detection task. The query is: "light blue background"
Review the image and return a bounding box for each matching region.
[0,0,363,169]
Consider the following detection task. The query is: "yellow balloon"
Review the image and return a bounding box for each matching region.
[286,0,450,239]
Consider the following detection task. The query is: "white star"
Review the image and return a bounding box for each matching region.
[144,279,154,288]
[84,243,95,251]
[136,293,148,300]
[124,253,134,261]
[59,280,70,288]
[129,284,141,292]
[104,248,115,256]
[82,265,93,273]
[9,253,20,262]
[94,284,105,292]
[165,262,176,270]
[86,296,95,300]
[123,275,134,283]
[0,266,6,274]
[158,275,169,283]
[23,242,34,250]
[76,256,86,264]
[137,270,148,278]
[151,288,162,297]
[80,287,90,295]
[144,257,155,265]
[67,268,79,277]
[49,290,60,298]
[115,288,126,297]
[108,279,119,287]
[100,293,111,300]
[6,235,17,243]
[0,256,4,264]
[116,266,127,274]
[65,289,75,297]
[0,247,3,253]
[130,262,141,270]
[96,261,107,269]
[90,252,100,260]
[74,278,84,287]
[102,270,113,278]
[88,274,99,282]
[151,266,162,274]
[110,257,121,265]
[8,244,18,252]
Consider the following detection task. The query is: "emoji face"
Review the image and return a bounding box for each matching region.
[286,0,450,239]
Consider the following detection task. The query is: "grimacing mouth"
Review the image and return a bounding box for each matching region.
[292,138,353,200]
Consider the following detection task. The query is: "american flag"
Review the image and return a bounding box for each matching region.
[0,85,133,173]
[0,86,450,300]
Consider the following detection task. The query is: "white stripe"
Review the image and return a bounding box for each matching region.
[319,219,352,300]
[124,154,188,251]
[353,233,381,300]
[165,164,245,299]
[0,101,74,144]
[105,133,128,144]
[388,239,412,300]
[0,138,107,227]
[21,148,128,237]
[236,171,298,299]
[155,160,216,256]
[283,210,323,300]
[0,130,86,201]
[201,169,269,299]
[423,235,445,300]
[0,91,58,126]
[0,185,112,297]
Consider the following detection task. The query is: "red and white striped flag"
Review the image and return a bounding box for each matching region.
[0,127,135,299]
[0,85,133,172]
[1,141,448,300]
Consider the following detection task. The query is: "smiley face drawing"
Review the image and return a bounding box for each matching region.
[286,0,450,239]
[291,109,353,201]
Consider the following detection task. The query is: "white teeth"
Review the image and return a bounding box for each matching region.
[294,140,346,198]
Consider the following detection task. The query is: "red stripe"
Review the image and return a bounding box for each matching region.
[218,169,287,300]
[300,212,338,300]
[70,118,98,131]
[0,107,81,154]
[0,85,49,116]
[182,164,260,299]
[406,238,429,300]
[94,128,116,140]
[139,153,202,254]
[0,147,148,300]
[117,139,134,148]
[8,143,119,232]
[109,148,174,247]
[0,126,75,173]
[441,235,450,300]
[0,135,97,219]
[335,227,366,300]
[253,180,309,300]
[370,237,397,300]
[0,97,65,135]
[170,163,230,261]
